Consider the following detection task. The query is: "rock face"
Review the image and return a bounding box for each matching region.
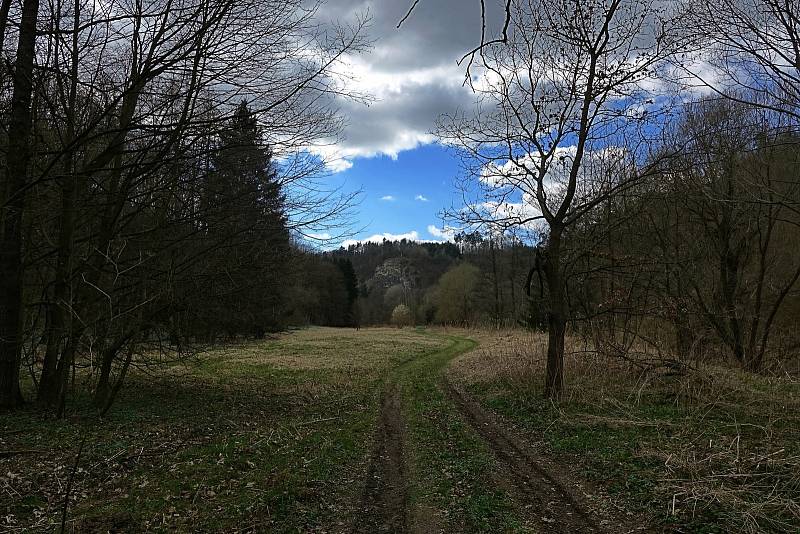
[371,257,420,290]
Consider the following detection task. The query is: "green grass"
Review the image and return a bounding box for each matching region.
[398,335,531,532]
[0,327,449,532]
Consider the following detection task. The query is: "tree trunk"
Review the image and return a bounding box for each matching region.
[38,0,81,410]
[38,168,77,407]
[93,348,115,410]
[543,229,566,400]
[93,332,133,409]
[0,0,40,409]
[490,237,501,327]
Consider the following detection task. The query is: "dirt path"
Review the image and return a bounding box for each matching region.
[354,334,613,533]
[353,382,408,533]
[442,375,605,534]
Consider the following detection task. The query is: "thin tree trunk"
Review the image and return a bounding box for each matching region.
[543,229,565,400]
[509,240,517,317]
[0,0,12,58]
[490,236,501,327]
[100,345,133,416]
[93,331,134,408]
[0,0,40,409]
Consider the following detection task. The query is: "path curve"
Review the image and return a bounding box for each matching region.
[355,332,613,533]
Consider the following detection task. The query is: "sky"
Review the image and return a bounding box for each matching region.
[307,0,506,248]
[294,0,726,249]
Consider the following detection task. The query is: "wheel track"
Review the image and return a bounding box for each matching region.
[442,375,605,534]
[353,382,408,533]
[355,334,614,533]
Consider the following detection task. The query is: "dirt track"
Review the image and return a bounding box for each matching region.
[354,336,622,533]
[353,382,408,533]
[442,376,604,533]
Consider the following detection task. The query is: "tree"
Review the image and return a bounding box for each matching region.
[435,263,481,325]
[686,0,800,122]
[334,258,359,326]
[2,0,368,412]
[438,0,681,398]
[649,99,800,371]
[0,0,40,408]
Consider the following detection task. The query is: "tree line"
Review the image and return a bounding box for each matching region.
[325,234,538,329]
[3,0,800,411]
[433,0,800,398]
[0,0,367,411]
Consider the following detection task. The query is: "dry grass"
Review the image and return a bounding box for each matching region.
[198,327,443,371]
[450,328,800,533]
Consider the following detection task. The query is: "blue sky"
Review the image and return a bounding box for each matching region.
[298,0,500,248]
[302,0,719,249]
[334,144,463,246]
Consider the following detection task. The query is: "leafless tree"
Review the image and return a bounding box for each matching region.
[652,99,800,371]
[0,0,369,410]
[685,0,800,121]
[437,0,683,398]
[0,0,40,408]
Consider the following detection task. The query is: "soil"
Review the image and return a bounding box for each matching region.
[353,382,408,533]
[442,375,606,534]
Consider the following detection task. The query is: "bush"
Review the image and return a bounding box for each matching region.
[391,304,414,328]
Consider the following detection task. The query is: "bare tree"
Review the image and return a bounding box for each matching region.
[652,98,800,371]
[685,0,800,121]
[438,0,682,398]
[0,0,40,408]
[1,0,369,411]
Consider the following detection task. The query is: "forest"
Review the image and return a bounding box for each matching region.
[1,0,800,532]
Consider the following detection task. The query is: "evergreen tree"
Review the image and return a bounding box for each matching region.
[190,101,290,338]
[335,258,359,326]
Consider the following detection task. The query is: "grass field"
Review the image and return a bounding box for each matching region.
[3,327,798,533]
[450,330,800,533]
[1,327,547,533]
[1,328,451,532]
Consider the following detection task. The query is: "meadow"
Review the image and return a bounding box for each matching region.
[2,327,798,533]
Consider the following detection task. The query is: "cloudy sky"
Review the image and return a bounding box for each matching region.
[311,0,506,247]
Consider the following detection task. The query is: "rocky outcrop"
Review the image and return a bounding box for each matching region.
[371,257,420,290]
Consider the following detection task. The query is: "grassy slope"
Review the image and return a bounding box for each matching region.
[451,330,800,534]
[1,328,448,532]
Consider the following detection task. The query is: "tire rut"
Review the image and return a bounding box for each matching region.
[443,376,605,534]
[353,382,408,533]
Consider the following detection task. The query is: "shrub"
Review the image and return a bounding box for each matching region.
[391,304,414,328]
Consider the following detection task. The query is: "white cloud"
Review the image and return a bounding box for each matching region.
[427,224,458,241]
[479,145,631,216]
[299,3,486,173]
[336,54,465,101]
[309,128,438,173]
[380,195,395,201]
[324,157,354,173]
[415,194,429,202]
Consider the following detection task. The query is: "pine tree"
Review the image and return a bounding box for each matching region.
[194,101,290,338]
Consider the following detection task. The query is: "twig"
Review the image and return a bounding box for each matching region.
[396,0,420,28]
[293,416,338,427]
[60,435,86,534]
